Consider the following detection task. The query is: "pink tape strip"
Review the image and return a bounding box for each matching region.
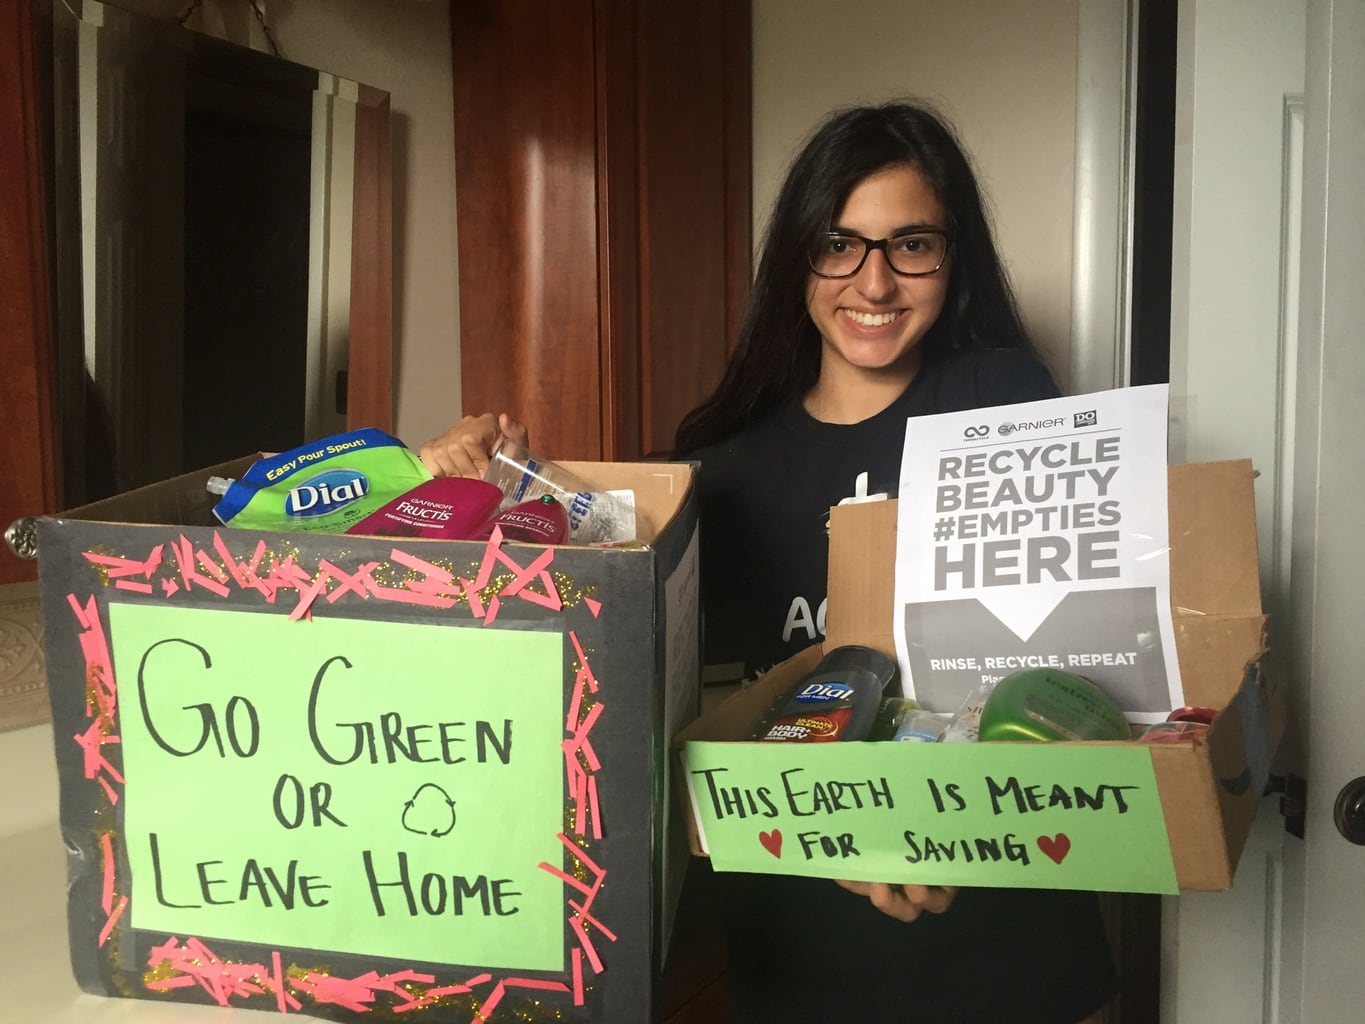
[84,545,163,579]
[507,977,572,993]
[390,547,455,589]
[475,981,506,1020]
[174,536,230,597]
[66,593,95,630]
[195,548,229,583]
[587,774,602,840]
[566,672,588,727]
[499,546,555,596]
[272,951,287,1013]
[287,574,330,621]
[559,831,606,881]
[570,709,603,764]
[75,721,122,784]
[537,860,594,898]
[571,915,605,974]
[573,767,588,835]
[461,577,486,618]
[499,548,562,611]
[147,936,181,965]
[364,582,457,609]
[569,898,618,942]
[97,894,127,947]
[319,559,376,603]
[578,734,602,774]
[295,971,375,1013]
[212,533,273,596]
[515,583,562,610]
[569,631,599,692]
[100,832,115,914]
[472,527,508,589]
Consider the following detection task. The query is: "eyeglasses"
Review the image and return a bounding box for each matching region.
[808,230,953,278]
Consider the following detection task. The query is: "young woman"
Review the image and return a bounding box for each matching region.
[422,100,1117,1023]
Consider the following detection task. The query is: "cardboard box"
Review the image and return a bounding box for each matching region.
[35,456,699,1023]
[678,460,1282,893]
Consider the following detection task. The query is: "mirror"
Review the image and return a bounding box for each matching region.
[50,0,392,507]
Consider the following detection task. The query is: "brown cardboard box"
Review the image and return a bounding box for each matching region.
[677,459,1282,892]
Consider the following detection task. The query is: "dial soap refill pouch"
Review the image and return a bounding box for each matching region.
[212,428,432,534]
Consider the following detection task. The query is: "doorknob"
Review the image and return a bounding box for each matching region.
[1333,776,1365,845]
[4,516,37,560]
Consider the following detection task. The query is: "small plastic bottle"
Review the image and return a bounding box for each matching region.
[482,438,639,545]
[475,494,570,545]
[751,646,898,743]
[345,477,505,540]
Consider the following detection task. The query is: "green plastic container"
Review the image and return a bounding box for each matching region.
[978,668,1130,742]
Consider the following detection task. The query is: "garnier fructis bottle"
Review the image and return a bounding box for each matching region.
[345,477,505,540]
[751,645,898,743]
[474,494,570,545]
[482,437,638,546]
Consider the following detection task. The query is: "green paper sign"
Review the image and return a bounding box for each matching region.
[111,603,566,970]
[683,739,1177,893]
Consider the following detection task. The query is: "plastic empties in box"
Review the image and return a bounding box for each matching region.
[751,646,898,743]
[211,428,432,534]
[483,438,640,545]
[977,668,1130,743]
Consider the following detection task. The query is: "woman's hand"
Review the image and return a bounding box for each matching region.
[420,413,528,478]
[834,880,959,923]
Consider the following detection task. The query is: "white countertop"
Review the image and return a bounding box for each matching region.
[1,723,281,1022]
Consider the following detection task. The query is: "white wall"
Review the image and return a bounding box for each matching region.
[113,0,463,451]
[752,0,1080,382]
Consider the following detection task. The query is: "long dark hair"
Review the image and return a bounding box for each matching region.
[674,99,1033,455]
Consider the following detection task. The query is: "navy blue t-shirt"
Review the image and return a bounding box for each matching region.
[687,348,1117,1023]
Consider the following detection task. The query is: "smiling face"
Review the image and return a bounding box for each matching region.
[804,163,952,398]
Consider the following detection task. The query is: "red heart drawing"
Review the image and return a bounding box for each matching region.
[758,829,783,859]
[1037,833,1072,865]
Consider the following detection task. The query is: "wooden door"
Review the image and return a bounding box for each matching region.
[451,0,750,460]
[1,0,59,587]
[0,0,58,735]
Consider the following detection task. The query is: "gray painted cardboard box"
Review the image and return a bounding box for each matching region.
[35,456,699,1023]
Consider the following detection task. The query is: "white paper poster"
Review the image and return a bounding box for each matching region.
[892,384,1183,723]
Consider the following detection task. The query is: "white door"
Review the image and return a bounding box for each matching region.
[1274,0,1365,1018]
[1163,0,1365,1020]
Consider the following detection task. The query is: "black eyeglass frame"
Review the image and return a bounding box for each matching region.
[807,229,954,279]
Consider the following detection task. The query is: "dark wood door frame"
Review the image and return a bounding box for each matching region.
[0,0,59,588]
[452,0,751,461]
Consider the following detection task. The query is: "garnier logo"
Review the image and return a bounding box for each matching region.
[285,469,369,517]
[795,681,853,702]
